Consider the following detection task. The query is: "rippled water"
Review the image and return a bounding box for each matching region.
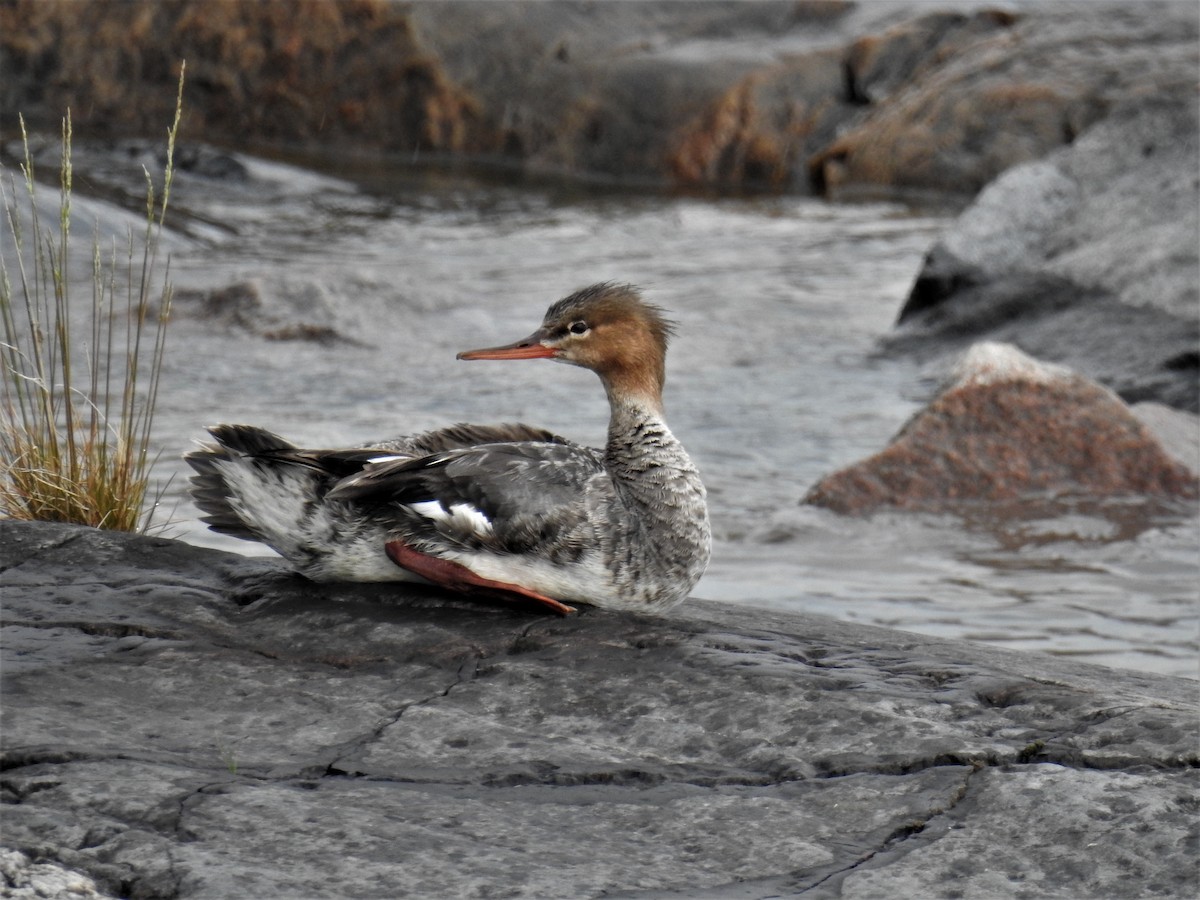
[18,145,1198,680]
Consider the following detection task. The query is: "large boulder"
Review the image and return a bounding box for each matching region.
[805,342,1199,515]
[810,2,1199,197]
[399,0,872,189]
[2,519,1197,898]
[884,86,1200,411]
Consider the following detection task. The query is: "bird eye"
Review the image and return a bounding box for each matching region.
[568,321,589,335]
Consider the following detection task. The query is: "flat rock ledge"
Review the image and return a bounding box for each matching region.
[2,520,1196,900]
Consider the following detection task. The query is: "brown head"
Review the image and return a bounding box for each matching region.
[457,283,675,407]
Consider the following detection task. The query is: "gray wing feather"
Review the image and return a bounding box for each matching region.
[326,441,608,553]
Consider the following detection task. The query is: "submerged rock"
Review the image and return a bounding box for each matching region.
[2,519,1197,898]
[805,342,1199,515]
[171,279,366,346]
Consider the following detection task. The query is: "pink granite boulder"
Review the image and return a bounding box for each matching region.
[805,342,1199,515]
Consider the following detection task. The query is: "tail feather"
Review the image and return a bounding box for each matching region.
[203,423,297,457]
[184,425,308,543]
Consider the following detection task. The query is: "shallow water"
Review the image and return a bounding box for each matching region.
[15,144,1198,680]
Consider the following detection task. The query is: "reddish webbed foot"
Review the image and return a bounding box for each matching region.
[384,540,577,616]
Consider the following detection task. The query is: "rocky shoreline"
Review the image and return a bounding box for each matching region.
[2,4,1199,896]
[2,519,1198,898]
[2,1,1195,197]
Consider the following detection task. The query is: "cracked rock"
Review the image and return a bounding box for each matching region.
[2,520,1196,899]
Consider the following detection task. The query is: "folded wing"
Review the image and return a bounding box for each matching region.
[327,441,607,555]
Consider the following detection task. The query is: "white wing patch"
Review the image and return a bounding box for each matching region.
[367,455,407,464]
[408,500,495,539]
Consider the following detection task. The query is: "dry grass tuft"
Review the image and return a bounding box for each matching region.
[1,68,184,532]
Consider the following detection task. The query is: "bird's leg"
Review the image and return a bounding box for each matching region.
[384,540,576,616]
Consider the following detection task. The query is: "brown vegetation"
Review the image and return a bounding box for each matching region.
[0,0,479,152]
[668,50,848,190]
[2,78,182,532]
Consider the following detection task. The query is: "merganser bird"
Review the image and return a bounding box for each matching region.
[185,283,710,614]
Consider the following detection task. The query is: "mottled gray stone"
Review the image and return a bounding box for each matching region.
[813,2,1199,199]
[834,767,1199,900]
[2,520,1196,899]
[888,86,1200,412]
[0,848,113,899]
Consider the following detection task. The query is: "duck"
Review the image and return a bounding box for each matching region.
[185,282,711,615]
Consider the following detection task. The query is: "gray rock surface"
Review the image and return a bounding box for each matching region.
[1133,402,1200,475]
[2,519,1197,899]
[813,1,1199,197]
[886,86,1200,412]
